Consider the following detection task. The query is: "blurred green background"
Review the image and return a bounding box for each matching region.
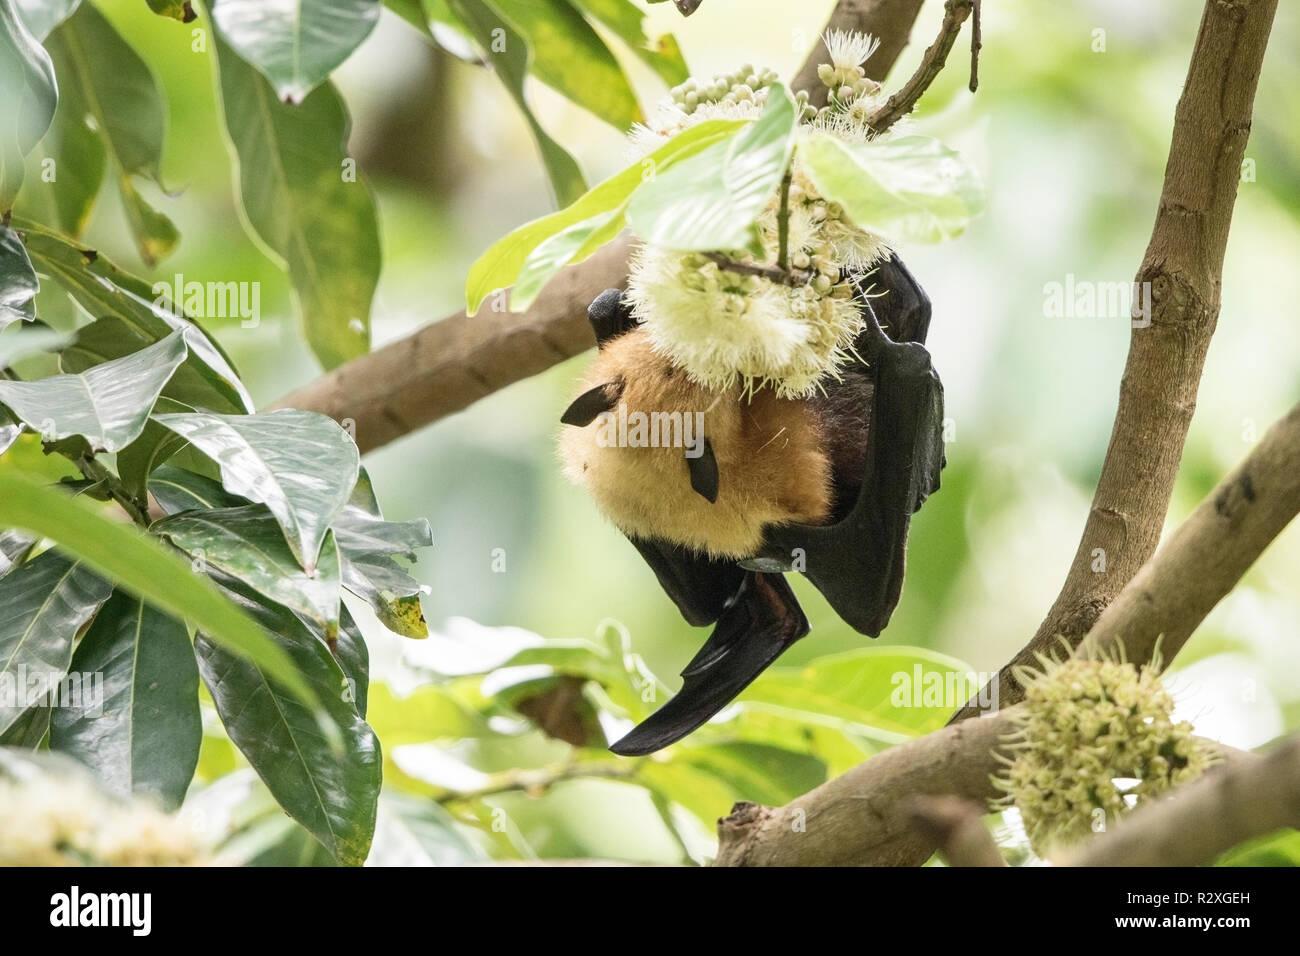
[20,0,1300,862]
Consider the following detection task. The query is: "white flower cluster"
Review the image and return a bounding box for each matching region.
[0,774,206,866]
[626,32,896,399]
[993,651,1217,857]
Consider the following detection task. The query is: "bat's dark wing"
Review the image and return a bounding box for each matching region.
[608,572,808,756]
[756,258,945,636]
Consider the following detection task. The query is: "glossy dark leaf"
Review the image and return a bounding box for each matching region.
[153,409,360,572]
[0,222,37,330]
[19,224,253,413]
[48,590,201,810]
[154,505,342,640]
[0,528,35,576]
[0,472,319,706]
[0,549,110,737]
[148,464,247,514]
[196,590,381,866]
[0,330,187,452]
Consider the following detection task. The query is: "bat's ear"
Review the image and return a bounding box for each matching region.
[588,289,636,348]
[686,438,719,503]
[561,380,624,426]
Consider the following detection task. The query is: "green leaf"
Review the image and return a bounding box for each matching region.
[335,604,368,716]
[798,132,986,243]
[676,740,825,806]
[0,472,320,707]
[39,83,105,237]
[343,554,428,638]
[0,701,49,746]
[0,528,36,576]
[740,647,979,741]
[0,418,18,457]
[1215,829,1300,867]
[45,3,179,265]
[149,466,427,639]
[332,478,431,639]
[370,792,485,865]
[627,83,798,251]
[114,396,191,508]
[48,590,201,811]
[211,0,382,103]
[466,118,743,314]
[148,463,246,513]
[489,0,640,130]
[12,0,80,40]
[212,36,380,369]
[61,318,245,418]
[18,223,253,412]
[145,0,195,23]
[153,409,360,572]
[0,0,56,210]
[332,505,431,559]
[0,330,186,452]
[0,326,63,365]
[195,590,381,866]
[445,0,586,206]
[154,506,343,640]
[0,222,37,330]
[567,0,687,85]
[0,550,110,737]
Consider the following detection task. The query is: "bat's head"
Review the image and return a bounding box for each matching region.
[558,326,834,559]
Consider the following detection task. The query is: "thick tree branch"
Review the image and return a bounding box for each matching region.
[953,0,1278,721]
[715,396,1295,865]
[1059,734,1300,867]
[272,1,928,450]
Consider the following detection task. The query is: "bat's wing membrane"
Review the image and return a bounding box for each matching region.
[758,256,945,637]
[609,572,809,756]
[627,535,745,627]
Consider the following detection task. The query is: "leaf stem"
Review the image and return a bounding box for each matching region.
[702,252,812,288]
[74,453,151,527]
[776,166,794,272]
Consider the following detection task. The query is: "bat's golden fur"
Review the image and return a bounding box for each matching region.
[559,328,835,558]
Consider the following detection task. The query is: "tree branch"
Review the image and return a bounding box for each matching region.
[1085,401,1300,669]
[907,795,1006,866]
[274,238,634,453]
[1059,734,1300,867]
[272,1,928,451]
[791,0,926,105]
[864,0,975,131]
[953,0,1279,722]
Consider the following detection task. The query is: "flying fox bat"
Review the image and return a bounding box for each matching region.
[558,254,944,756]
